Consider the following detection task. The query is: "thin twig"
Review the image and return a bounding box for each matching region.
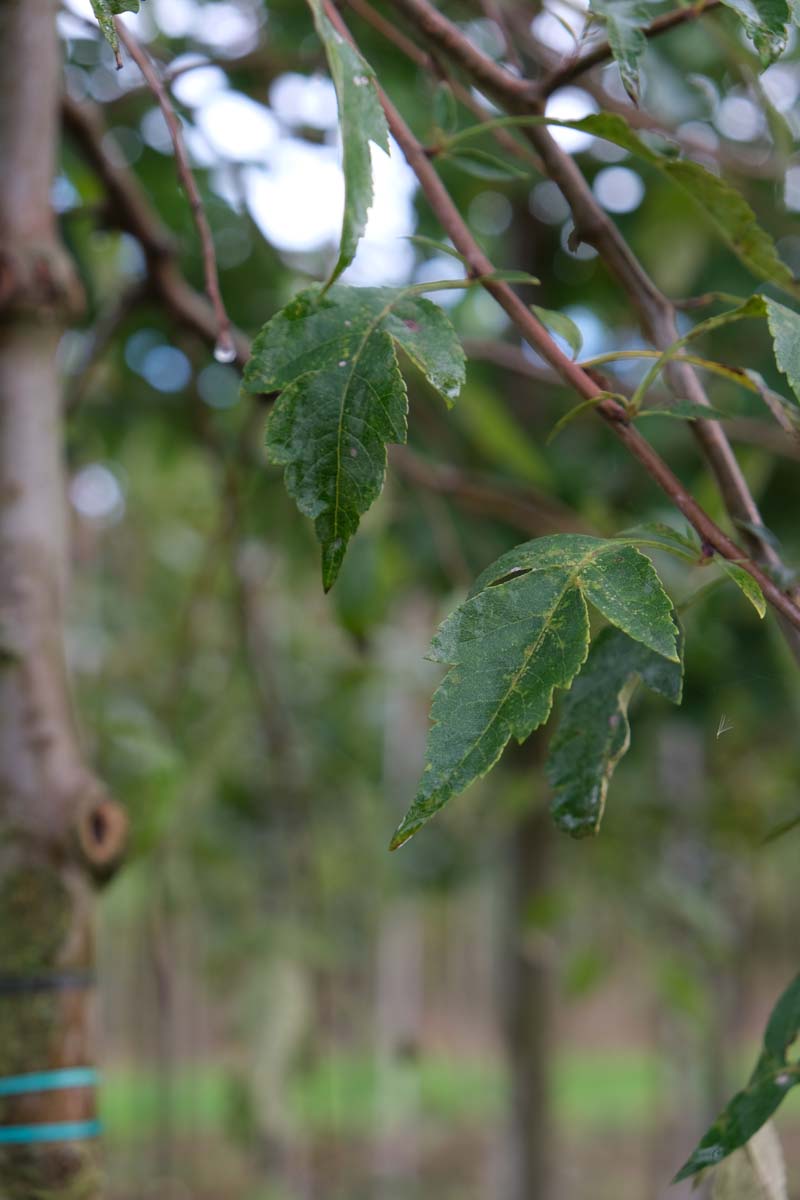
[62,96,251,369]
[114,18,235,362]
[322,0,800,636]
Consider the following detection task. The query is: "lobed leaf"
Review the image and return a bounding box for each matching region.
[243,285,464,590]
[306,0,390,286]
[675,972,800,1181]
[547,625,683,838]
[391,535,678,849]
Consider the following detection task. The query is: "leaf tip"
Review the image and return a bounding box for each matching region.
[321,537,346,592]
[388,824,415,852]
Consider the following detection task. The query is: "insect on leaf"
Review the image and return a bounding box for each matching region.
[306,0,390,286]
[391,535,678,850]
[243,285,465,591]
[675,972,800,1181]
[547,624,683,838]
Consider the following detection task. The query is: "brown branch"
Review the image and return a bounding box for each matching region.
[538,0,723,97]
[61,96,251,369]
[344,0,542,170]
[379,0,800,658]
[114,18,235,362]
[323,0,800,636]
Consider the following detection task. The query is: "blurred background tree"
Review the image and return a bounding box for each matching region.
[2,0,800,1197]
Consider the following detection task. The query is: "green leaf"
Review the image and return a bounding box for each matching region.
[306,0,390,286]
[764,298,800,403]
[629,293,769,411]
[243,285,465,590]
[720,0,790,66]
[445,148,531,181]
[571,115,793,288]
[719,560,766,618]
[636,401,732,420]
[531,306,583,358]
[391,535,678,849]
[621,521,700,562]
[547,624,683,838]
[90,0,142,64]
[480,270,541,284]
[589,0,649,101]
[546,394,608,443]
[675,973,800,1182]
[734,519,783,552]
[432,82,458,134]
[406,235,470,267]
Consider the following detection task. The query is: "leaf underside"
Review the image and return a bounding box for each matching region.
[547,624,683,838]
[391,535,678,850]
[243,285,465,590]
[306,0,390,285]
[675,972,800,1182]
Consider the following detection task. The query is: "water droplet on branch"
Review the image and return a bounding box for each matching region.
[214,333,236,364]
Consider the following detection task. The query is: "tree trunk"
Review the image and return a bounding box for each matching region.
[0,3,126,1195]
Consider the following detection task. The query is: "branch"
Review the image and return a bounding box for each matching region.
[538,0,723,97]
[114,18,235,362]
[379,0,800,658]
[322,0,800,637]
[344,0,542,170]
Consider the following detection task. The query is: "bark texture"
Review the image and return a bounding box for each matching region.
[0,3,125,1195]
